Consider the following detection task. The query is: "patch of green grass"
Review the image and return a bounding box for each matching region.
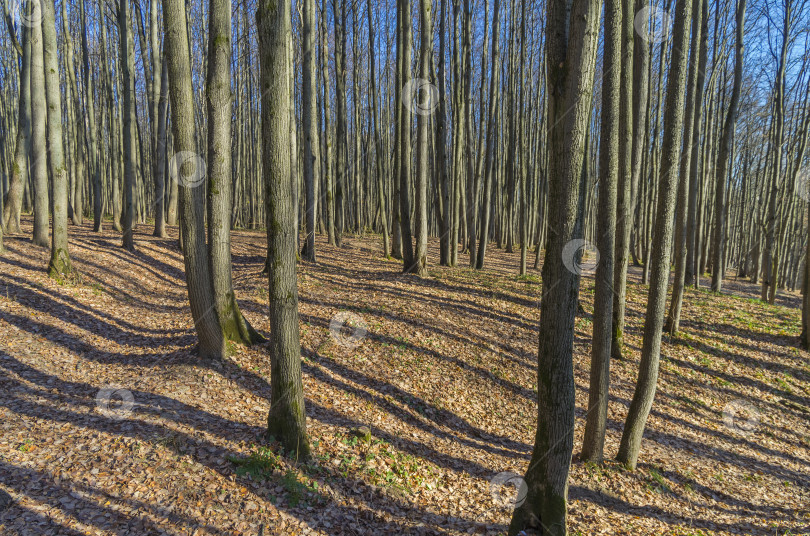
[228,446,281,480]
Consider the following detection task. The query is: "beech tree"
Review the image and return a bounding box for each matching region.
[617,0,695,470]
[162,0,225,361]
[257,0,311,458]
[508,0,601,531]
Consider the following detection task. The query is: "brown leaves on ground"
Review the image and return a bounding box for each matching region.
[0,218,807,535]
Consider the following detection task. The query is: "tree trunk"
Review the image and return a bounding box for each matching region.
[302,0,321,262]
[163,0,226,361]
[41,0,73,276]
[154,60,169,237]
[3,15,31,235]
[666,0,706,334]
[398,0,416,271]
[710,0,746,292]
[207,0,262,346]
[617,0,695,470]
[413,0,433,276]
[367,0,390,258]
[475,0,501,270]
[581,0,620,463]
[119,0,137,251]
[257,0,311,458]
[507,0,601,531]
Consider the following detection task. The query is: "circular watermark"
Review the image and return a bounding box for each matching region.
[634,6,672,44]
[489,471,528,510]
[722,399,759,436]
[562,239,600,276]
[329,311,368,349]
[11,0,44,29]
[795,168,810,202]
[95,386,135,420]
[402,78,440,116]
[169,151,207,188]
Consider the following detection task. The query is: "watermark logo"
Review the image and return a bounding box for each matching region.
[95,386,135,420]
[169,152,207,188]
[402,78,440,116]
[329,311,368,349]
[634,6,672,44]
[723,399,759,436]
[562,239,600,276]
[489,471,528,510]
[10,0,43,29]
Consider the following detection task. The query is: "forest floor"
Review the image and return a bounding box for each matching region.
[0,217,808,536]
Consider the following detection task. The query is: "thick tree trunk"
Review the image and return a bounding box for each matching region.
[42,0,73,276]
[617,0,694,470]
[257,0,311,458]
[507,0,601,531]
[207,0,262,346]
[163,0,226,361]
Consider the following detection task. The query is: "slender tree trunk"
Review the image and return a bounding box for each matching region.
[119,0,137,251]
[617,0,694,470]
[302,0,321,262]
[398,0,416,271]
[666,0,705,334]
[475,0,501,270]
[321,0,336,246]
[3,16,31,235]
[610,0,644,360]
[413,0,433,276]
[582,0,620,463]
[367,0,390,258]
[685,0,709,287]
[711,0,746,292]
[154,60,169,237]
[257,0,311,458]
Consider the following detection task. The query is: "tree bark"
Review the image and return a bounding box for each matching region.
[163,0,226,361]
[119,0,137,251]
[207,0,262,346]
[582,0,620,463]
[3,14,31,235]
[257,0,312,458]
[666,0,705,334]
[42,0,73,276]
[617,0,694,470]
[711,0,746,292]
[508,0,601,531]
[302,0,321,262]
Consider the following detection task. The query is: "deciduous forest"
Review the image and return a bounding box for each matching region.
[0,0,808,532]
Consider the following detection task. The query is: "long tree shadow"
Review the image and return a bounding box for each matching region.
[0,352,481,534]
[570,483,802,535]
